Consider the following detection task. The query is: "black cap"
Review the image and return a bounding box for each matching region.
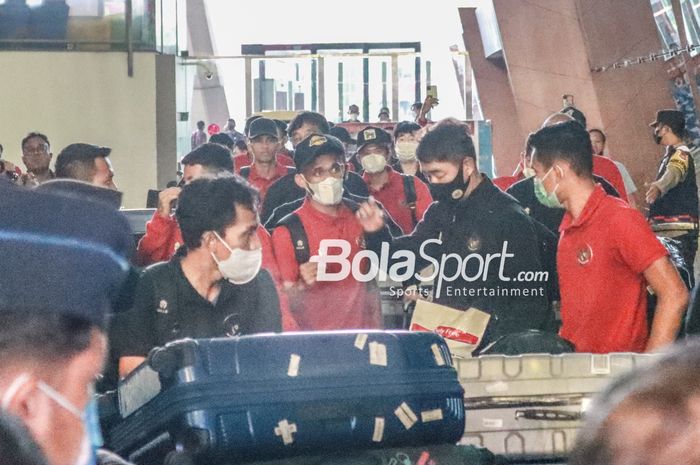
[650,109,685,129]
[356,126,392,152]
[329,126,356,144]
[0,186,132,328]
[378,107,390,117]
[293,134,345,170]
[248,117,279,139]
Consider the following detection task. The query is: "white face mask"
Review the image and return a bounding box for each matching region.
[304,175,344,206]
[395,141,419,162]
[211,231,262,285]
[360,153,387,174]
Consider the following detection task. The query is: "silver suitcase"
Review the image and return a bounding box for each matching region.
[456,353,659,458]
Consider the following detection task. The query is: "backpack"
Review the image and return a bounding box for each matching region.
[402,174,418,227]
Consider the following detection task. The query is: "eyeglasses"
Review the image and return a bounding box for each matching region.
[23,145,49,155]
[307,162,345,179]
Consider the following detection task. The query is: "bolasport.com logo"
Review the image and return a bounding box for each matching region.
[309,239,548,299]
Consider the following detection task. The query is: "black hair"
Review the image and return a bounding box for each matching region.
[416,121,475,164]
[393,121,421,140]
[244,115,262,137]
[21,132,49,150]
[196,121,205,129]
[666,120,687,139]
[288,111,330,138]
[209,132,234,149]
[530,120,593,177]
[0,311,93,364]
[176,175,258,249]
[234,139,248,151]
[55,149,108,182]
[181,143,234,172]
[589,128,607,143]
[0,414,49,465]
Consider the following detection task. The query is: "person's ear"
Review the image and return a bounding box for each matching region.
[2,374,40,423]
[294,173,308,190]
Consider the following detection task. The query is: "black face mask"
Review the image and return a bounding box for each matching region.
[654,126,664,145]
[429,164,470,203]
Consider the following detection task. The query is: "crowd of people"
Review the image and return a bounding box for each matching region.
[1,99,700,465]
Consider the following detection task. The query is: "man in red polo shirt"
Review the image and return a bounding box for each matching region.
[239,118,295,203]
[355,126,432,234]
[271,133,382,330]
[543,112,628,201]
[529,120,687,353]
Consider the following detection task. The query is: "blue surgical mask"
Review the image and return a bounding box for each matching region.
[533,167,563,209]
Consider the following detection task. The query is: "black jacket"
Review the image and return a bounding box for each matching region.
[367,176,554,343]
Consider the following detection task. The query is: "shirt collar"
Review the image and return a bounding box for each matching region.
[362,166,398,193]
[248,162,288,181]
[559,184,606,232]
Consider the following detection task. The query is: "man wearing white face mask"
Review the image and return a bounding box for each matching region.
[271,133,383,330]
[114,175,282,377]
[393,121,426,182]
[356,126,432,235]
[0,186,133,465]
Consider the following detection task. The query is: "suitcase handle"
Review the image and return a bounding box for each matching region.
[514,409,581,421]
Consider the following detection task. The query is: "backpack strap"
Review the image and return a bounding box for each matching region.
[277,213,310,264]
[402,174,418,226]
[240,166,251,179]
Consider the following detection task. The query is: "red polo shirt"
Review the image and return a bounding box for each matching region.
[234,152,295,172]
[243,163,292,204]
[558,185,667,353]
[593,155,628,201]
[493,173,525,192]
[271,198,382,331]
[362,167,433,234]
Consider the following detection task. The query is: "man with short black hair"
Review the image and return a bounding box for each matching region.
[240,118,295,203]
[19,132,54,187]
[530,120,687,352]
[271,134,382,330]
[222,118,245,145]
[358,119,554,346]
[209,132,234,150]
[114,175,282,377]
[55,143,116,190]
[0,186,132,465]
[191,120,207,150]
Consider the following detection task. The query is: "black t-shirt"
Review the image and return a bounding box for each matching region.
[261,171,369,225]
[507,175,620,235]
[111,258,282,358]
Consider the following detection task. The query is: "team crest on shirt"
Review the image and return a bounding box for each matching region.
[156,299,169,314]
[467,235,481,252]
[576,244,594,265]
[223,314,241,337]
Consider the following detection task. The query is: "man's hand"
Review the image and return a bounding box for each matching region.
[158,187,182,218]
[645,184,662,205]
[356,196,385,233]
[299,261,319,286]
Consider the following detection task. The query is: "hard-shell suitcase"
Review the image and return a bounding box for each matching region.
[456,353,660,460]
[107,331,465,465]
